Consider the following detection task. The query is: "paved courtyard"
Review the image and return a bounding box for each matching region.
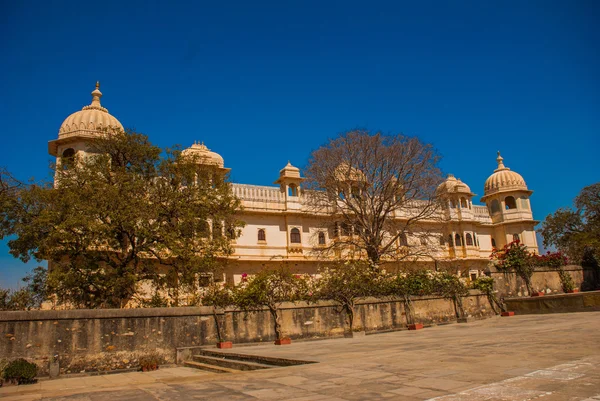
[1,312,600,401]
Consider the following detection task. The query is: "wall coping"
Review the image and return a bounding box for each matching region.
[0,291,486,322]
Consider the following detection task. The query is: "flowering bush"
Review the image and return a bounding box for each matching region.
[491,240,536,295]
[492,241,575,294]
[532,251,568,269]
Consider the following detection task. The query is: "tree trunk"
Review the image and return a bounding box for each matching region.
[403,295,415,325]
[453,295,465,319]
[344,303,355,335]
[524,276,535,295]
[213,309,223,343]
[269,306,283,340]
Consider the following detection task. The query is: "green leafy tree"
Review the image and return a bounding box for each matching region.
[540,183,600,263]
[313,260,382,334]
[202,284,235,343]
[472,276,505,314]
[1,130,241,308]
[432,271,469,319]
[386,270,434,325]
[233,267,308,341]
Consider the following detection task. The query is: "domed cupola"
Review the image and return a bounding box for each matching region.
[49,82,124,156]
[481,152,530,201]
[437,174,474,196]
[182,142,229,171]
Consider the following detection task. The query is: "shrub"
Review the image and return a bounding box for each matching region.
[2,358,38,385]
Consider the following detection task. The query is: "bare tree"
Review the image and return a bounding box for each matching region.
[304,129,445,266]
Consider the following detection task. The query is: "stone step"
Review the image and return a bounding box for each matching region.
[192,354,273,371]
[198,349,315,367]
[183,360,238,374]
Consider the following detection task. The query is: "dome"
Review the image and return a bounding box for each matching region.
[58,82,124,139]
[333,163,365,182]
[483,152,528,197]
[437,174,473,195]
[182,142,225,168]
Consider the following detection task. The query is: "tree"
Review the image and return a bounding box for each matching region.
[1,130,242,308]
[540,183,600,264]
[202,284,235,344]
[491,240,536,295]
[432,271,469,319]
[233,267,308,342]
[471,276,505,314]
[313,260,382,335]
[304,129,445,265]
[386,270,434,326]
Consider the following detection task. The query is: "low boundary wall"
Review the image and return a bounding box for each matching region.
[505,290,600,315]
[0,291,493,376]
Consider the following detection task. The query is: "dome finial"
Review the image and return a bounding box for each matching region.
[90,81,102,108]
[495,151,507,171]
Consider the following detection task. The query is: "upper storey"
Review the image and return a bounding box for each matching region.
[49,83,124,156]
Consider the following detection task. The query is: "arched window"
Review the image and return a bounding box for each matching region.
[460,197,467,208]
[455,233,462,247]
[318,231,326,245]
[490,199,501,214]
[491,238,496,248]
[400,233,408,247]
[473,233,478,247]
[198,220,210,238]
[448,234,454,247]
[450,200,457,208]
[466,233,473,246]
[61,148,76,169]
[258,229,266,242]
[420,237,427,246]
[505,196,517,210]
[290,228,301,243]
[439,236,445,246]
[513,233,520,242]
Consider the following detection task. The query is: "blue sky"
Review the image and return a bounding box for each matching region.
[1,1,598,288]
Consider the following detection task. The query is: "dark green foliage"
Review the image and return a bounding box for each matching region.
[2,359,38,385]
[0,131,242,308]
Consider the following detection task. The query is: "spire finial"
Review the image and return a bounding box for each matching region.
[495,151,507,171]
[90,81,102,108]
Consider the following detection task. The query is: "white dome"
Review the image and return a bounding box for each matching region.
[182,142,225,168]
[483,152,528,196]
[58,83,124,139]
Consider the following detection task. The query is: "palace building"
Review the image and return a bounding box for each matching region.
[48,84,539,286]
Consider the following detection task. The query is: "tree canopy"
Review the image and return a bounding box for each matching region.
[0,130,242,308]
[304,129,445,265]
[540,182,600,264]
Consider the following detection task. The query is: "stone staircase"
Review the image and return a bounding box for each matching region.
[183,348,316,373]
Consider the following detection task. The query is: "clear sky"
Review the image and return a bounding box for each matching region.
[0,1,598,288]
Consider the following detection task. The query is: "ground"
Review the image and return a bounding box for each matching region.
[1,312,600,401]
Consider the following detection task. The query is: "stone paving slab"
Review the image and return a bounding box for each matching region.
[1,312,600,400]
